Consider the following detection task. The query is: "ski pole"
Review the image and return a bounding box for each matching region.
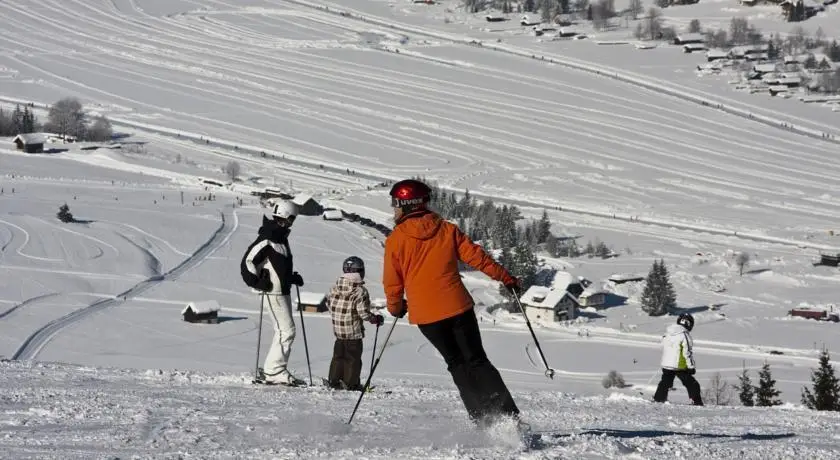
[510,288,556,379]
[368,321,381,380]
[295,284,313,386]
[348,317,399,425]
[253,292,266,383]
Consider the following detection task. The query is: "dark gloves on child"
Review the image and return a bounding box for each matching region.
[369,314,384,326]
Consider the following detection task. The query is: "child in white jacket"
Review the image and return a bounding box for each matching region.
[653,313,703,405]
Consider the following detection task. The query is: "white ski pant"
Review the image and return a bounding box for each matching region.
[262,294,296,377]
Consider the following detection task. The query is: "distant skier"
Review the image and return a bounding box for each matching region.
[382,179,522,428]
[653,313,703,405]
[240,200,305,386]
[326,256,384,391]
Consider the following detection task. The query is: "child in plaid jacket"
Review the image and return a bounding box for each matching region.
[326,256,383,390]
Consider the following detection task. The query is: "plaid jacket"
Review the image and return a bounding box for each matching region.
[327,273,373,340]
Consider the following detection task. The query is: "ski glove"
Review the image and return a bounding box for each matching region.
[504,277,522,295]
[369,314,384,326]
[291,271,304,286]
[393,300,408,318]
[254,270,273,292]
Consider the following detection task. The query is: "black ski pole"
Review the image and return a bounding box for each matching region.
[348,317,399,425]
[368,321,381,380]
[295,284,313,386]
[253,292,266,383]
[510,288,556,379]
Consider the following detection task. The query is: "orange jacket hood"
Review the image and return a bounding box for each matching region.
[393,212,442,241]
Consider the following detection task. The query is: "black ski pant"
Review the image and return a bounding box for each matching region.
[328,339,363,389]
[653,368,703,405]
[418,309,519,423]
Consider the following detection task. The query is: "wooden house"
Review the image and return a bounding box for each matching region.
[182,300,221,324]
[296,292,328,312]
[13,133,45,153]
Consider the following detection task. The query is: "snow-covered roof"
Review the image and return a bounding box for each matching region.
[609,273,645,282]
[296,291,326,305]
[519,285,574,309]
[753,64,777,73]
[181,300,221,315]
[676,33,704,42]
[293,194,316,205]
[13,133,45,144]
[706,49,728,58]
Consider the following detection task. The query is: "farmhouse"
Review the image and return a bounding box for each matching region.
[12,133,45,153]
[519,285,579,322]
[673,33,704,45]
[753,63,778,74]
[182,300,221,324]
[683,43,706,53]
[296,292,327,312]
[292,194,323,216]
[705,49,729,62]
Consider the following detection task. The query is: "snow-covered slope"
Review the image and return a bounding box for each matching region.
[2,359,838,459]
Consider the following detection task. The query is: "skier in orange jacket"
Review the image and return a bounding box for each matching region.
[382,179,522,427]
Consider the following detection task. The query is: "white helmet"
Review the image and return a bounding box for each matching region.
[271,200,298,220]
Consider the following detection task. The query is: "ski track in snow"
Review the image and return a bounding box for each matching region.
[0,360,837,460]
[10,207,237,361]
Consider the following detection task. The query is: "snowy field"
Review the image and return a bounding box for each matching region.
[2,0,840,244]
[2,0,840,457]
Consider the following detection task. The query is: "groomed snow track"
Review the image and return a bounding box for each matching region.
[11,207,237,361]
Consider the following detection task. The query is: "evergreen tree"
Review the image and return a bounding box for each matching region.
[22,106,36,133]
[640,260,676,316]
[12,105,24,133]
[737,368,755,407]
[512,241,539,289]
[802,349,840,411]
[584,240,595,256]
[755,363,782,406]
[545,234,559,257]
[537,210,551,244]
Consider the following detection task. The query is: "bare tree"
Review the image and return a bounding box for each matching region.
[645,7,662,41]
[705,29,728,49]
[46,97,86,140]
[788,26,807,55]
[628,0,642,19]
[703,373,734,406]
[634,21,644,40]
[729,17,749,45]
[688,19,701,34]
[814,26,825,48]
[736,252,750,276]
[86,116,113,142]
[224,161,241,181]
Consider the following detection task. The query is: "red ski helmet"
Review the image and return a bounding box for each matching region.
[389,179,431,209]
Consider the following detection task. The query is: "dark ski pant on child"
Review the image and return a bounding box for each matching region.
[653,368,703,405]
[328,339,363,389]
[418,309,519,423]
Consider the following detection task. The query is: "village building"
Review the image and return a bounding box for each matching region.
[12,133,45,153]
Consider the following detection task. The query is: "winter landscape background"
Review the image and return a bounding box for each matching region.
[2,0,840,458]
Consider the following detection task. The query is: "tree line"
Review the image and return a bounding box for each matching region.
[0,98,113,141]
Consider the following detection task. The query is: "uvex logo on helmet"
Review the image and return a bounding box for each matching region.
[389,179,431,208]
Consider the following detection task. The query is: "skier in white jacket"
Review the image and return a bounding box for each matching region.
[653,313,703,405]
[240,200,305,386]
